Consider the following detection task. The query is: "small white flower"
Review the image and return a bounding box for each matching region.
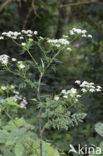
[89,88,95,92]
[61,89,66,94]
[0,36,4,40]
[47,38,70,46]
[29,38,33,42]
[21,30,28,34]
[13,90,19,95]
[82,30,87,33]
[27,34,32,37]
[82,34,87,37]
[96,88,101,92]
[12,36,17,39]
[27,30,33,34]
[21,42,26,46]
[97,86,102,89]
[67,47,72,51]
[12,58,17,61]
[70,30,74,35]
[19,36,24,39]
[66,90,70,94]
[20,103,26,109]
[81,88,87,93]
[39,36,43,40]
[75,80,81,84]
[70,88,77,94]
[80,81,88,87]
[55,44,60,47]
[90,85,95,89]
[90,82,95,85]
[77,95,81,98]
[75,99,78,102]
[34,31,38,35]
[1,86,7,90]
[88,34,92,38]
[63,95,68,99]
[20,98,28,109]
[11,85,15,89]
[19,64,25,69]
[72,28,82,34]
[54,96,59,101]
[69,93,74,97]
[2,32,7,35]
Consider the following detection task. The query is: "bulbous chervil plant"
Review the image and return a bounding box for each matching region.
[0,29,102,156]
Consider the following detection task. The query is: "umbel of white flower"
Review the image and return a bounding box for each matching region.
[75,80,102,92]
[0,54,9,65]
[54,80,102,101]
[69,28,92,38]
[0,30,38,40]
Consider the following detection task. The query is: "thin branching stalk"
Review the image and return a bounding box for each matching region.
[4,110,17,127]
[37,72,43,156]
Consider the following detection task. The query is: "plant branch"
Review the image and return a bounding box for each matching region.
[60,1,102,8]
[37,73,43,156]
[0,0,12,12]
[22,5,33,29]
[27,50,39,68]
[46,46,66,69]
[22,0,38,29]
[4,110,17,127]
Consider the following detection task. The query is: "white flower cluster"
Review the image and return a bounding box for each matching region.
[54,80,102,101]
[0,36,4,40]
[0,30,38,40]
[1,86,7,90]
[0,85,15,91]
[0,54,25,70]
[21,42,26,46]
[20,97,28,109]
[21,38,33,48]
[17,61,25,69]
[75,80,102,93]
[61,88,81,100]
[67,47,72,51]
[54,87,81,101]
[12,58,17,62]
[13,90,28,109]
[70,28,92,38]
[0,54,9,65]
[47,38,70,48]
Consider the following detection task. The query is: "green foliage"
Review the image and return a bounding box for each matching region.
[40,96,86,130]
[0,117,60,156]
[95,122,103,137]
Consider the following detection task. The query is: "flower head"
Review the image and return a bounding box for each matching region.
[54,96,59,101]
[1,86,7,90]
[0,54,9,65]
[19,64,25,69]
[12,58,17,62]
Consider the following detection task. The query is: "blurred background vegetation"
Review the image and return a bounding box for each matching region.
[0,0,103,155]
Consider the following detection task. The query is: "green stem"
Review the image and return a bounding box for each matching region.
[4,110,17,127]
[27,50,38,67]
[37,72,44,156]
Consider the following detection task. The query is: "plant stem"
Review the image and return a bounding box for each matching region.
[4,110,17,127]
[27,50,38,67]
[37,73,43,156]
